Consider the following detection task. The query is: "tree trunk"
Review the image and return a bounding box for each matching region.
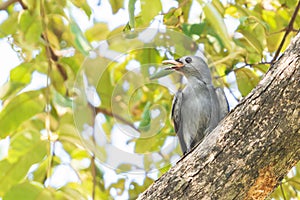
[138,33,300,200]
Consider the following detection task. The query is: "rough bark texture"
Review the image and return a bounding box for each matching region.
[138,33,300,200]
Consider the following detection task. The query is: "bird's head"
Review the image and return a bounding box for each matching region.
[163,56,212,84]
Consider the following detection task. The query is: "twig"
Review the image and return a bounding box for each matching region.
[239,61,272,70]
[214,61,271,79]
[89,103,97,200]
[1,0,66,85]
[268,28,288,35]
[0,0,27,10]
[95,107,139,132]
[18,0,27,9]
[0,0,18,10]
[284,179,300,185]
[41,35,68,82]
[40,0,54,185]
[271,0,300,63]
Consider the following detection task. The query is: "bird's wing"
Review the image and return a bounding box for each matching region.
[215,87,229,119]
[171,90,187,153]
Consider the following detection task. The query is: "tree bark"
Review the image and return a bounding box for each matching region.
[138,33,300,200]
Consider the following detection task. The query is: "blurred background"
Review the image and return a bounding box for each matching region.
[0,0,300,199]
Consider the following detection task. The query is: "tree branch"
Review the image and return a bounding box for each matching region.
[90,103,97,200]
[18,0,27,9]
[0,0,18,10]
[138,32,300,200]
[0,0,27,10]
[271,0,300,63]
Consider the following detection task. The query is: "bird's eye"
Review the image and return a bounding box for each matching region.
[185,57,192,63]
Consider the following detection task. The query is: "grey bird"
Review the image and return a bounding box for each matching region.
[163,56,229,154]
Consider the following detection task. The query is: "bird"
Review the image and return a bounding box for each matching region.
[163,56,229,154]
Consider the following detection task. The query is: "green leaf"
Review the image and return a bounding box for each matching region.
[0,131,47,195]
[202,2,232,51]
[262,10,277,30]
[109,0,124,14]
[70,148,89,160]
[58,121,83,148]
[129,177,153,199]
[59,54,83,75]
[212,0,225,15]
[0,63,34,100]
[115,164,133,173]
[178,0,192,21]
[59,184,90,200]
[0,12,18,37]
[53,89,72,108]
[182,23,205,37]
[138,102,151,131]
[10,63,33,84]
[7,130,44,163]
[135,132,167,153]
[107,28,143,52]
[51,65,67,95]
[266,32,284,53]
[18,11,43,45]
[0,90,46,137]
[238,29,263,54]
[0,82,26,100]
[128,0,137,29]
[235,68,260,97]
[85,23,110,42]
[46,30,60,50]
[253,64,270,73]
[70,0,92,17]
[163,7,180,26]
[70,21,92,56]
[137,47,162,77]
[225,5,250,17]
[3,182,53,200]
[140,0,162,25]
[31,158,49,183]
[109,179,126,195]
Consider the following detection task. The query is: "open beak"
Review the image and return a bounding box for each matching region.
[162,59,184,70]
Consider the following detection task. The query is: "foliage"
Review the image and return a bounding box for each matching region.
[0,0,299,199]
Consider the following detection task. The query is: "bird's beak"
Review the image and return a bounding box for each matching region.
[162,59,184,70]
